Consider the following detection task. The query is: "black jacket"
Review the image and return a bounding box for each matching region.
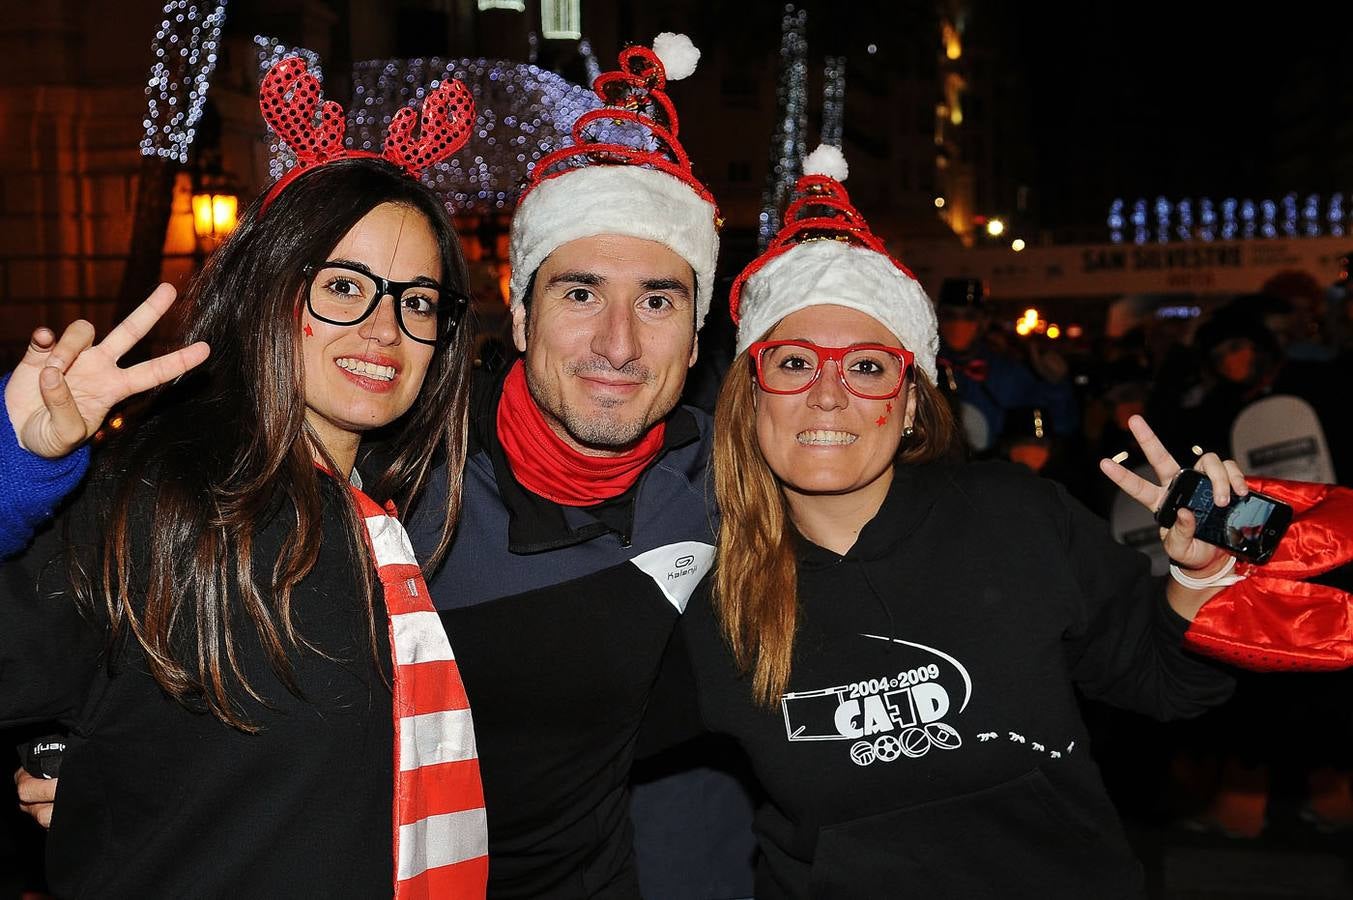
[409,372,754,899]
[0,471,394,898]
[677,461,1234,899]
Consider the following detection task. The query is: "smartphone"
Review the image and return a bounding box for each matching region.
[1154,469,1292,564]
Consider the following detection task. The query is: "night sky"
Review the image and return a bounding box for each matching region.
[1016,1,1353,229]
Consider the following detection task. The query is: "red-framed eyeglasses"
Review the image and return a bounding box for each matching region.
[749,340,913,400]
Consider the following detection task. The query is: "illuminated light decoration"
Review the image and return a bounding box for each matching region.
[578,38,602,86]
[1154,196,1171,244]
[1176,198,1193,242]
[942,19,963,60]
[1156,305,1203,319]
[477,0,525,10]
[1046,324,1061,339]
[866,43,878,55]
[1107,198,1124,244]
[759,4,809,248]
[985,217,1005,237]
[1065,324,1084,339]
[1110,193,1351,243]
[1241,199,1256,239]
[1221,198,1238,240]
[254,36,324,182]
[1011,238,1026,252]
[350,57,600,213]
[1131,199,1148,245]
[943,72,965,129]
[1280,192,1298,237]
[540,0,581,40]
[934,196,946,208]
[1303,193,1321,238]
[139,0,229,163]
[1199,197,1216,242]
[821,55,846,149]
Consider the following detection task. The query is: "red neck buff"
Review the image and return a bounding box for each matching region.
[496,360,666,506]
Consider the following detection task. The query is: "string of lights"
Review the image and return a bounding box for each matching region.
[1109,193,1349,243]
[821,55,846,148]
[139,0,229,163]
[350,58,599,212]
[578,38,602,87]
[759,4,808,249]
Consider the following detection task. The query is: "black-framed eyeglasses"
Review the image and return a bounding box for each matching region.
[303,262,470,346]
[750,339,913,400]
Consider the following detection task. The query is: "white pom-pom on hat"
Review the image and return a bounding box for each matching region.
[803,144,849,182]
[653,33,700,81]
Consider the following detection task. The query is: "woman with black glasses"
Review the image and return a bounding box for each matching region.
[0,60,488,897]
[662,149,1250,899]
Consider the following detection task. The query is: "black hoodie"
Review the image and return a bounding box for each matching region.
[678,460,1234,899]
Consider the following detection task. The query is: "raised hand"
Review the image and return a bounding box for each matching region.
[3,284,210,458]
[1098,414,1249,571]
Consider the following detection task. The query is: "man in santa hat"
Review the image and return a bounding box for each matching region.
[410,34,753,898]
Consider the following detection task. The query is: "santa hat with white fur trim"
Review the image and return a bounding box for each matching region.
[510,34,720,328]
[729,145,939,381]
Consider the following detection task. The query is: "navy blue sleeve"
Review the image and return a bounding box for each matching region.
[0,373,91,559]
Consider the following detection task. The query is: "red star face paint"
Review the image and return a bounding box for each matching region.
[304,323,314,337]
[875,415,888,427]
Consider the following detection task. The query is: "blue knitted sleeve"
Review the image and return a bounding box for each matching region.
[0,372,91,558]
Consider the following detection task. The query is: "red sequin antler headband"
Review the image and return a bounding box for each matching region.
[258,57,476,211]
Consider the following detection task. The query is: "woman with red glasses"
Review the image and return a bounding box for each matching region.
[662,148,1253,898]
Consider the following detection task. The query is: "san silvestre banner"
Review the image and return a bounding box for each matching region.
[903,234,1351,300]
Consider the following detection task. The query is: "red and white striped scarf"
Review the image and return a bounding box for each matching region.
[349,483,489,898]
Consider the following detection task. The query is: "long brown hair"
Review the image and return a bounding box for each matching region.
[72,159,473,732]
[712,349,962,708]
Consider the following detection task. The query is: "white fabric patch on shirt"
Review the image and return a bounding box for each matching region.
[629,541,716,614]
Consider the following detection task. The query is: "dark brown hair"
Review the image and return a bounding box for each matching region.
[74,158,473,731]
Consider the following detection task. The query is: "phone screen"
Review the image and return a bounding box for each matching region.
[1183,478,1279,557]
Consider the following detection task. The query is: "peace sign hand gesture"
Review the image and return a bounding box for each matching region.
[3,284,210,459]
[1098,414,1249,572]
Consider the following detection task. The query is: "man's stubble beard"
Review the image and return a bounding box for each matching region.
[524,360,673,452]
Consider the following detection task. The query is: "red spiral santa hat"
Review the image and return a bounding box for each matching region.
[729,145,938,380]
[509,34,720,328]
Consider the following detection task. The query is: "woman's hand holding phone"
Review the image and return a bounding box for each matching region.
[1098,415,1250,574]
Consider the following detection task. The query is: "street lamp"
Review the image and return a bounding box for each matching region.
[191,188,238,245]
